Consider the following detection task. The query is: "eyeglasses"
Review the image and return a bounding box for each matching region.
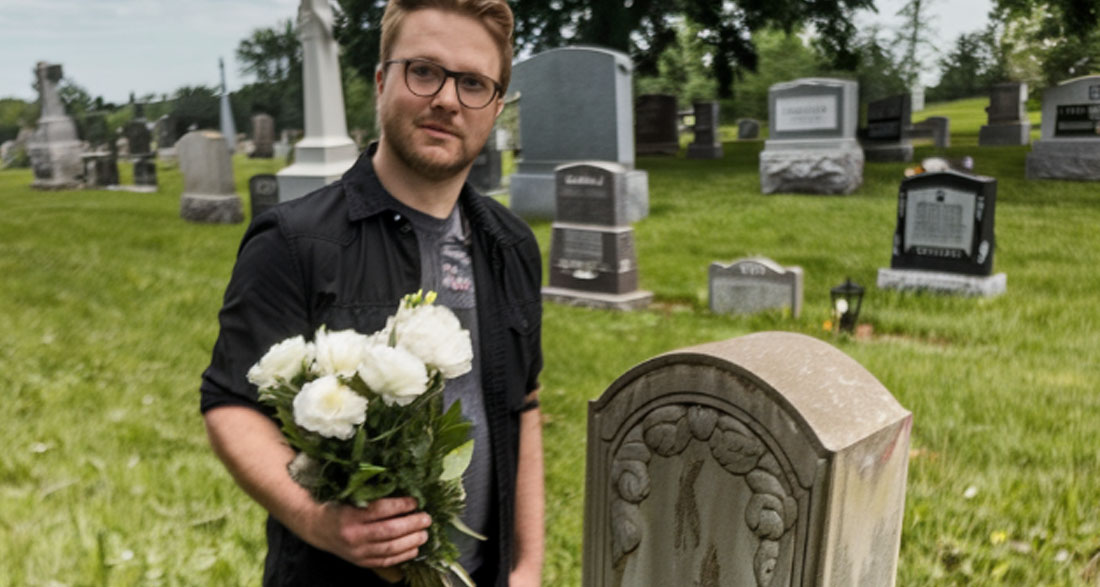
[384,58,502,109]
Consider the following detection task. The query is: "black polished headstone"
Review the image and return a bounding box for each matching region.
[249,174,280,218]
[866,94,911,141]
[548,225,639,294]
[635,94,680,155]
[133,156,157,186]
[468,136,501,194]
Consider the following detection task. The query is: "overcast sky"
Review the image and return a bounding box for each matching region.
[1,0,992,104]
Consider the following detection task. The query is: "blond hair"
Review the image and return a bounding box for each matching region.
[380,0,514,92]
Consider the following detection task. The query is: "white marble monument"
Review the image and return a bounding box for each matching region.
[28,62,84,189]
[276,0,359,202]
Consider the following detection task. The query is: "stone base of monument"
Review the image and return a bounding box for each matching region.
[978,123,1030,146]
[861,141,914,163]
[276,138,359,202]
[541,286,653,311]
[180,194,245,224]
[30,140,84,190]
[82,153,119,188]
[877,268,1006,297]
[686,143,723,159]
[759,140,864,195]
[107,184,158,194]
[1025,140,1100,180]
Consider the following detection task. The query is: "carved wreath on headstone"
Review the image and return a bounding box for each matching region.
[610,404,798,587]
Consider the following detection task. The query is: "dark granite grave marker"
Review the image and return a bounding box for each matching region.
[468,134,502,194]
[133,155,156,186]
[978,82,1030,146]
[249,173,280,217]
[686,101,722,159]
[737,118,760,140]
[635,94,680,155]
[861,94,913,162]
[81,153,119,187]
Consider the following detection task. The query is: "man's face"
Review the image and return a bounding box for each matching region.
[376,9,503,182]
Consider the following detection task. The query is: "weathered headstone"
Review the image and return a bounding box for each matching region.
[877,169,1005,296]
[908,116,950,148]
[1025,75,1100,180]
[737,118,760,140]
[81,153,119,187]
[177,130,244,224]
[687,102,723,159]
[154,114,179,158]
[276,0,359,202]
[250,113,275,158]
[978,82,1030,146]
[542,162,652,310]
[759,78,863,195]
[249,173,280,218]
[509,46,639,220]
[861,94,913,162]
[635,94,680,156]
[27,62,83,189]
[583,331,912,587]
[468,131,502,194]
[122,119,152,156]
[133,155,157,187]
[709,258,803,317]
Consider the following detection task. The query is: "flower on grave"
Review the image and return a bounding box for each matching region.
[292,375,368,440]
[247,335,314,390]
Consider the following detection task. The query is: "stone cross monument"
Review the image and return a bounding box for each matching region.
[276,0,359,202]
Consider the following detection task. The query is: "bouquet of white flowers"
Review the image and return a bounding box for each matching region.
[248,291,481,586]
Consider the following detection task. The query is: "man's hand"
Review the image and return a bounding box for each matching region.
[298,497,432,572]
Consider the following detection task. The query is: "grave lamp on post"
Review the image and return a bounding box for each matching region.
[830,277,864,333]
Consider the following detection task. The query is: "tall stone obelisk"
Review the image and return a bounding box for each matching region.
[219,58,237,153]
[28,62,83,189]
[276,0,359,202]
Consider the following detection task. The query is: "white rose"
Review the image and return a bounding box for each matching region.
[293,375,368,440]
[312,327,372,377]
[392,304,473,379]
[357,345,429,406]
[247,335,313,389]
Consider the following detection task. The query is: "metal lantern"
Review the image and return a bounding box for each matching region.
[830,277,865,333]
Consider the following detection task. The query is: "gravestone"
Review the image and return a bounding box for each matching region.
[861,94,913,162]
[687,102,723,159]
[177,130,244,224]
[250,113,275,158]
[877,169,1005,296]
[27,62,83,189]
[122,119,152,156]
[978,82,1030,146]
[509,46,639,220]
[583,331,912,587]
[1025,75,1100,180]
[154,114,179,158]
[737,118,760,140]
[759,78,863,195]
[277,0,359,202]
[908,116,950,148]
[709,258,803,318]
[543,162,652,310]
[249,174,280,218]
[81,153,119,187]
[133,155,157,187]
[468,132,502,194]
[635,94,680,156]
[910,85,925,112]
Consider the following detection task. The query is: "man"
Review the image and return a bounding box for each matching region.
[199,1,544,585]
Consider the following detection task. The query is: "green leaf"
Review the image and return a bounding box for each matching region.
[439,440,474,482]
[336,463,387,500]
[447,560,477,587]
[449,516,487,542]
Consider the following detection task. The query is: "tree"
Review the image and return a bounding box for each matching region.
[171,85,220,132]
[894,0,939,88]
[992,0,1100,87]
[928,30,1002,101]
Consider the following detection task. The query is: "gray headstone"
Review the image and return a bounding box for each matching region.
[737,118,760,140]
[978,82,1030,146]
[554,161,648,226]
[759,78,863,195]
[133,155,157,186]
[509,47,637,220]
[27,62,83,190]
[250,113,275,158]
[249,173,280,217]
[81,153,119,187]
[879,169,1005,296]
[686,102,723,159]
[176,129,244,224]
[1026,75,1100,180]
[709,258,803,317]
[635,94,680,156]
[583,332,912,587]
[909,116,950,148]
[468,133,502,194]
[861,94,913,162]
[123,119,152,156]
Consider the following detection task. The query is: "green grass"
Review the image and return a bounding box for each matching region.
[2,100,1099,585]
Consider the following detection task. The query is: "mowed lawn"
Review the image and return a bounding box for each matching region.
[1,98,1098,585]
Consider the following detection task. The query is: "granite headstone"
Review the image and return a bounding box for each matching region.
[1025,75,1100,180]
[251,113,275,158]
[249,173,280,218]
[81,153,119,187]
[686,102,723,159]
[861,94,913,162]
[177,130,244,223]
[709,258,803,317]
[468,132,502,194]
[583,331,912,587]
[737,118,760,140]
[908,116,950,148]
[635,94,680,156]
[759,78,863,195]
[978,82,1030,146]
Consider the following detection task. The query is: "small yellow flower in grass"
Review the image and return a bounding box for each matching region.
[822,320,833,331]
[990,530,1007,545]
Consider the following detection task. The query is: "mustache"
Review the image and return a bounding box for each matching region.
[414,116,463,138]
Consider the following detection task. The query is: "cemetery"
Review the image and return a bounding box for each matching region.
[3,4,1100,585]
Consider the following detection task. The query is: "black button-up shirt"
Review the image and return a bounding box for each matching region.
[200,146,543,586]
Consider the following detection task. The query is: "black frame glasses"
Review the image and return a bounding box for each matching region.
[384,58,502,109]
